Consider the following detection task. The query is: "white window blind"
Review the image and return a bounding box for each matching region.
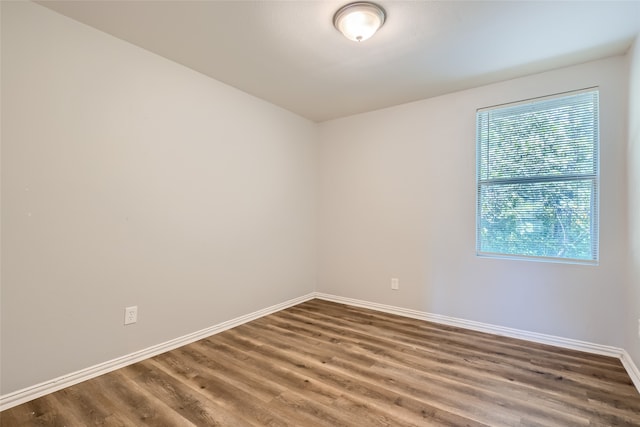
[476,89,599,263]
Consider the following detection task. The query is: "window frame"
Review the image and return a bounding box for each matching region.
[475,88,600,265]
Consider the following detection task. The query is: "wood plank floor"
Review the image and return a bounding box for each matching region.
[2,299,639,426]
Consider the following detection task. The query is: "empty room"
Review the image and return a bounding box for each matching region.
[2,0,640,425]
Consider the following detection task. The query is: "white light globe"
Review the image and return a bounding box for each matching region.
[334,2,386,42]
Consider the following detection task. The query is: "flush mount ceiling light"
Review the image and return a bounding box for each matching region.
[333,2,386,42]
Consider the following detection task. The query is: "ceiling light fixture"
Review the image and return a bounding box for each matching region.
[333,2,386,42]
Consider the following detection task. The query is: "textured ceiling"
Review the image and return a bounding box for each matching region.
[38,1,640,122]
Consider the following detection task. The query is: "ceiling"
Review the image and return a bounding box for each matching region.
[38,1,640,123]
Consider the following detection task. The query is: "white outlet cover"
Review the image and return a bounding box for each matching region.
[124,306,138,325]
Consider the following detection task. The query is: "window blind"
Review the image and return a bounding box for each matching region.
[476,89,599,263]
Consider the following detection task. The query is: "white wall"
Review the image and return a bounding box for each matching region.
[628,37,640,368]
[1,2,316,395]
[318,57,629,348]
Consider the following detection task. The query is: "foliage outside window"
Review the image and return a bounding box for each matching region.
[476,89,599,263]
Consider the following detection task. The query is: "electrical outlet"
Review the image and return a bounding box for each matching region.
[391,278,399,290]
[124,306,138,325]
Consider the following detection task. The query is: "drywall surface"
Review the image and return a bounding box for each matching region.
[628,36,640,368]
[1,2,316,394]
[318,56,629,348]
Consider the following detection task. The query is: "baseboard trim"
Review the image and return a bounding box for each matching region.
[621,349,640,392]
[3,291,638,411]
[315,292,640,393]
[0,292,315,411]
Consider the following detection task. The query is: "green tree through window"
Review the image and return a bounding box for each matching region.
[476,90,599,263]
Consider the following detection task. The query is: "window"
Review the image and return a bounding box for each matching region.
[476,89,599,263]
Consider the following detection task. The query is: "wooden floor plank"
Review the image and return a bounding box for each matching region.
[262,304,632,423]
[2,299,639,426]
[122,360,250,427]
[91,369,198,426]
[240,319,545,425]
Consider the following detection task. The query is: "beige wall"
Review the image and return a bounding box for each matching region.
[1,2,317,394]
[318,57,629,348]
[628,36,640,368]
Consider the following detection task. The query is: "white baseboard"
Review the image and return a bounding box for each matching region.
[3,291,638,411]
[621,350,640,392]
[0,293,315,412]
[315,292,640,394]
